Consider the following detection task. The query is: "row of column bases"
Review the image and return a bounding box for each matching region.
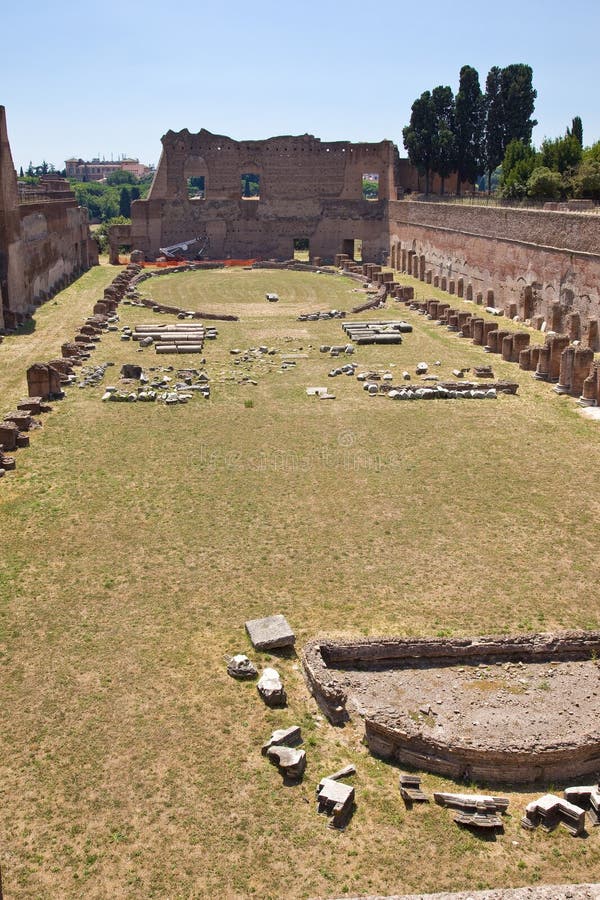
[392,246,599,346]
[400,298,600,406]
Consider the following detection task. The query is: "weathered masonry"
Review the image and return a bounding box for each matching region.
[0,106,97,331]
[389,200,600,326]
[129,128,401,263]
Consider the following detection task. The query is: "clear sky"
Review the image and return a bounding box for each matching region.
[2,0,599,171]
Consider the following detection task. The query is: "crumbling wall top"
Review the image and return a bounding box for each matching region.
[148,128,399,203]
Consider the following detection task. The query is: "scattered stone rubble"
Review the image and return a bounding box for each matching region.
[102,366,210,404]
[298,309,346,321]
[365,381,518,401]
[257,667,287,707]
[261,726,306,782]
[434,791,508,832]
[316,765,356,829]
[342,320,412,345]
[347,887,600,900]
[522,793,586,836]
[77,362,113,388]
[329,363,357,378]
[226,654,258,679]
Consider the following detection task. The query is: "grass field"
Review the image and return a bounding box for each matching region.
[1,264,600,898]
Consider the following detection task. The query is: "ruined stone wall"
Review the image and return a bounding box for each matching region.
[0,106,97,329]
[148,129,399,203]
[389,200,600,323]
[131,129,396,262]
[18,201,95,317]
[0,106,25,331]
[131,195,390,262]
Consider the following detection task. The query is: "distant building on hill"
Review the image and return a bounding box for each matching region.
[65,157,153,181]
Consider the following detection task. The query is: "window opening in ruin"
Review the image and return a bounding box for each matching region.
[362,172,379,200]
[187,176,205,199]
[241,173,260,199]
[353,239,363,262]
[293,238,309,262]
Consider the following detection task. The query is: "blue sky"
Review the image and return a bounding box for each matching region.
[1,0,599,170]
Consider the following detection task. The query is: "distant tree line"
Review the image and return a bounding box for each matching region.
[70,171,151,222]
[18,164,152,222]
[403,64,537,196]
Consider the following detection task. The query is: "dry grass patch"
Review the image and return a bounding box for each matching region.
[0,266,600,897]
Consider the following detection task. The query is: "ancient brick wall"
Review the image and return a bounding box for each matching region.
[389,200,600,324]
[131,129,397,262]
[0,106,25,331]
[0,106,97,330]
[18,200,95,319]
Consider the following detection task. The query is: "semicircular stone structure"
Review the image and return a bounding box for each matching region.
[302,631,600,784]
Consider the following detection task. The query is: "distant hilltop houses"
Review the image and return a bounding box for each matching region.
[64,157,154,181]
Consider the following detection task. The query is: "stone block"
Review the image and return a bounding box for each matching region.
[257,667,287,707]
[245,614,295,650]
[0,422,18,451]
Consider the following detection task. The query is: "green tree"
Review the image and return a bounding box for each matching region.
[119,187,131,217]
[501,63,537,146]
[568,116,583,147]
[403,91,438,196]
[526,166,562,200]
[572,157,600,201]
[431,85,456,195]
[130,186,140,202]
[500,139,537,199]
[454,65,483,194]
[483,66,505,194]
[540,134,582,174]
[106,169,138,186]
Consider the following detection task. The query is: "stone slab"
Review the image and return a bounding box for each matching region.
[245,614,295,650]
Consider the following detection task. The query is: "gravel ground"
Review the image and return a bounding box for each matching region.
[328,884,600,899]
[331,658,600,751]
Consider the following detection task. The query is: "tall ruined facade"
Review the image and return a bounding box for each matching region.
[0,106,97,330]
[129,129,400,263]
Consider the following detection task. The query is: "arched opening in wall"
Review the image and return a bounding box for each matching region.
[293,238,309,261]
[241,173,260,199]
[362,173,379,200]
[184,155,208,199]
[342,239,362,262]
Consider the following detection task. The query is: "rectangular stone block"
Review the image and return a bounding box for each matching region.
[245,614,295,650]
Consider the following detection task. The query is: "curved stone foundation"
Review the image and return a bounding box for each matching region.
[302,631,600,784]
